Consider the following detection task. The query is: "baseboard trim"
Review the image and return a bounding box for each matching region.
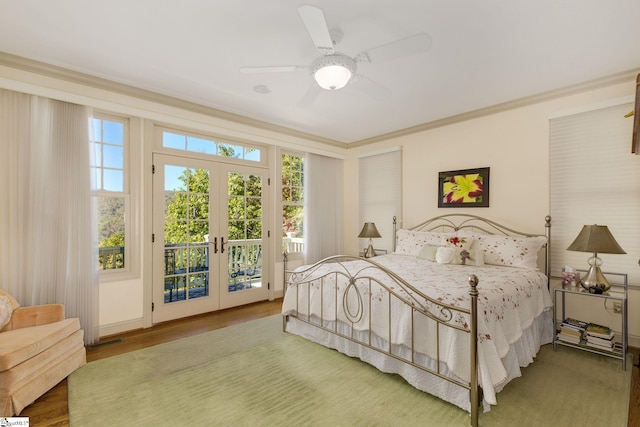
[99,318,144,338]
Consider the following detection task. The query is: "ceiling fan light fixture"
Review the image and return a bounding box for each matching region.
[311,54,356,90]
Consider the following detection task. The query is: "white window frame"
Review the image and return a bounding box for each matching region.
[154,125,266,166]
[92,112,140,281]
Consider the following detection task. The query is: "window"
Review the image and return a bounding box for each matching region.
[550,102,639,284]
[161,130,262,162]
[359,149,402,252]
[282,152,304,253]
[91,114,128,272]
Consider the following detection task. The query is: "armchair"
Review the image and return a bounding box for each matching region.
[0,288,86,415]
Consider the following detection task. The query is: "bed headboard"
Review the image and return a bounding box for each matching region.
[393,214,552,286]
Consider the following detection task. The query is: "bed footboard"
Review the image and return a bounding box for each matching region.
[283,255,480,427]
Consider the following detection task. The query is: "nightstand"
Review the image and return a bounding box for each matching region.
[359,248,387,258]
[552,270,628,370]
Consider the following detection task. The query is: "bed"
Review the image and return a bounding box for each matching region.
[282,214,554,427]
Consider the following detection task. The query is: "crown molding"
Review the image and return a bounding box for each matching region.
[2,52,637,151]
[349,68,640,148]
[0,51,347,150]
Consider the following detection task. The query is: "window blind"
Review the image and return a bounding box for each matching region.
[359,149,402,253]
[550,102,640,285]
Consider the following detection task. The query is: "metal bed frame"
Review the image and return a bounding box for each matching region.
[283,214,551,427]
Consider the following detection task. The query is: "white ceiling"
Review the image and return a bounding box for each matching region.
[1,0,639,144]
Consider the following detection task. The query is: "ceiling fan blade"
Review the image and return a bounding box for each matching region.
[297,84,321,108]
[351,75,391,101]
[240,66,304,74]
[298,5,334,55]
[356,33,432,63]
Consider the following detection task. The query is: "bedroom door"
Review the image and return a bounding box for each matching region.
[152,154,268,323]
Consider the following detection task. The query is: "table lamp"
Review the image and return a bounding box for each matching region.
[566,224,626,293]
[358,222,381,258]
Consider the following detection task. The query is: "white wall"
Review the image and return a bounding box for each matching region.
[344,78,640,346]
[2,59,639,345]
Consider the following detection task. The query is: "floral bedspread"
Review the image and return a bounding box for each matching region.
[282,253,553,404]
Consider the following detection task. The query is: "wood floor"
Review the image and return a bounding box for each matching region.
[18,299,640,427]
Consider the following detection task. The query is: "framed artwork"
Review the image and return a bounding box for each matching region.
[438,167,490,208]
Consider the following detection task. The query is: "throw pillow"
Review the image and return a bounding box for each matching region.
[436,246,456,264]
[417,244,439,261]
[444,237,482,265]
[0,295,13,329]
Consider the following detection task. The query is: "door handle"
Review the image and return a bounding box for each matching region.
[213,237,218,254]
[221,237,226,253]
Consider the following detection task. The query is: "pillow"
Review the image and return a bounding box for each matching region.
[441,236,484,266]
[417,244,439,262]
[436,246,456,264]
[0,295,13,329]
[0,288,20,310]
[395,229,455,256]
[464,233,547,270]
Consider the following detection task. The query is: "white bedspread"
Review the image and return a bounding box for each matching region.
[282,253,553,407]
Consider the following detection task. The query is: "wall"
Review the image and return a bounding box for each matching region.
[2,57,639,345]
[344,78,640,346]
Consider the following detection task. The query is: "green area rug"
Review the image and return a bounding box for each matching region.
[68,315,631,426]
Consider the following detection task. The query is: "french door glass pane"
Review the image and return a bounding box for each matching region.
[164,165,210,304]
[227,172,262,293]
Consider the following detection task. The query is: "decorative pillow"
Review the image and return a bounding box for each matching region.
[395,229,455,256]
[442,236,484,266]
[465,233,547,270]
[435,246,456,264]
[0,288,20,310]
[417,244,439,262]
[0,295,13,329]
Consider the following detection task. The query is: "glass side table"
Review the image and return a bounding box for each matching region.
[552,271,628,370]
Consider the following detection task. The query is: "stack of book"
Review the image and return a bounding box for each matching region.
[556,317,587,344]
[585,322,615,351]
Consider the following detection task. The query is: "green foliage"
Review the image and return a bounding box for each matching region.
[164,168,262,244]
[100,232,124,247]
[164,168,210,244]
[282,153,304,237]
[98,196,125,242]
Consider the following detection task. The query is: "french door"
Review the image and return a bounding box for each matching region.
[152,154,269,323]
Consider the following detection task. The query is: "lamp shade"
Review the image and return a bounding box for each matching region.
[358,222,381,238]
[566,225,626,254]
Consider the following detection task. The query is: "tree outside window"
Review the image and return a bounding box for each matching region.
[282,153,304,253]
[91,116,127,270]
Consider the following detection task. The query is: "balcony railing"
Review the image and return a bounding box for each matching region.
[98,246,125,270]
[283,237,304,253]
[100,237,304,303]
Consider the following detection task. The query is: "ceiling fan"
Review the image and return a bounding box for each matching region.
[240,5,432,104]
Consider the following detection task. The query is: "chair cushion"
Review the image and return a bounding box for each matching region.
[0,318,81,371]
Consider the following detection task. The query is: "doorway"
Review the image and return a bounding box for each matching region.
[152,154,269,323]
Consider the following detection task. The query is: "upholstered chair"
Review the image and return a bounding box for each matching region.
[0,288,86,415]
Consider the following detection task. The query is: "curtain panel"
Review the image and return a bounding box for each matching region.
[303,153,344,264]
[550,102,639,286]
[358,149,402,253]
[0,89,98,344]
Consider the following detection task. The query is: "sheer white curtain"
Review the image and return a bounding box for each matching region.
[0,89,98,344]
[303,153,344,264]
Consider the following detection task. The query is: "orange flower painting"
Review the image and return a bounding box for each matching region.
[438,167,490,208]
